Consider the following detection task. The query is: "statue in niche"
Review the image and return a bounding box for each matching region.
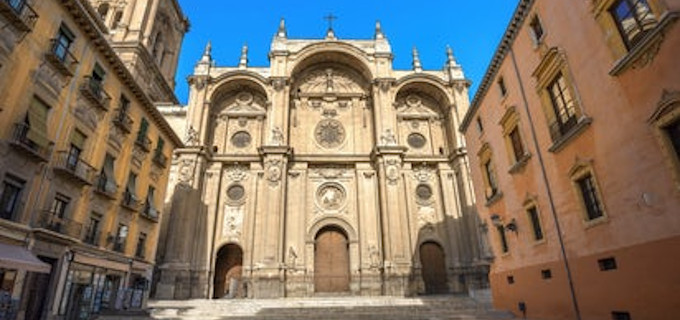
[325,68,334,92]
[270,126,284,145]
[185,126,199,145]
[288,246,298,268]
[380,129,397,146]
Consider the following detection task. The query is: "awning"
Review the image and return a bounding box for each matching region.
[0,242,52,274]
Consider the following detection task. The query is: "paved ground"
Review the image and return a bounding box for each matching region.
[99,295,518,320]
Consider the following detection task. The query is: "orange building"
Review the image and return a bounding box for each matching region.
[460,0,680,319]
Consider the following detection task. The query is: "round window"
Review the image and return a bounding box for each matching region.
[407,133,427,149]
[416,184,433,200]
[227,184,245,201]
[231,131,252,148]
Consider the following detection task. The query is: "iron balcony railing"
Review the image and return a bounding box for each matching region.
[121,190,141,211]
[94,174,118,199]
[134,135,152,152]
[152,151,168,168]
[0,0,38,32]
[34,210,83,239]
[141,202,159,222]
[112,108,133,133]
[80,76,111,111]
[83,230,101,246]
[45,39,78,76]
[53,151,96,185]
[9,122,52,161]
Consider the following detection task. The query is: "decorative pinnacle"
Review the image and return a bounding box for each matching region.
[199,41,212,64]
[375,20,384,40]
[446,45,457,66]
[277,18,287,38]
[238,43,248,69]
[412,46,423,72]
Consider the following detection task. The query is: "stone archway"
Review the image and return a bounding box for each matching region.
[213,244,243,299]
[420,241,448,294]
[314,226,350,293]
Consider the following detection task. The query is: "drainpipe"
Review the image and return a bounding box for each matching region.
[508,47,582,320]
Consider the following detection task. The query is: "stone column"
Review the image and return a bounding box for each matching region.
[251,145,291,298]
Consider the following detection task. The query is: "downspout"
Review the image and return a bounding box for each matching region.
[508,47,581,319]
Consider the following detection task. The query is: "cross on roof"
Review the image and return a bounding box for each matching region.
[324,13,338,30]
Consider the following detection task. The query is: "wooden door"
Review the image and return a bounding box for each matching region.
[213,244,243,298]
[315,228,350,292]
[420,242,448,294]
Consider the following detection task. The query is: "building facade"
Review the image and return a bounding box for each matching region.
[155,22,492,299]
[460,0,680,319]
[0,0,186,319]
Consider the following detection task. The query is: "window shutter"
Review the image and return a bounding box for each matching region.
[156,138,165,153]
[26,97,50,148]
[104,155,117,192]
[71,130,87,149]
[127,174,137,197]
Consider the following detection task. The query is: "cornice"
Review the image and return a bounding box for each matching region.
[461,0,535,133]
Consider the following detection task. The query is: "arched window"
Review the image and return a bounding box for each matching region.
[111,10,123,29]
[97,3,110,20]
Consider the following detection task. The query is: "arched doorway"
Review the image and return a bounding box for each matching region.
[420,241,448,294]
[213,244,243,298]
[314,226,350,293]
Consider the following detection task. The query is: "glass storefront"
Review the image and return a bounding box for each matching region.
[0,269,17,320]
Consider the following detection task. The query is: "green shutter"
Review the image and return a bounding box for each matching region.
[26,97,50,148]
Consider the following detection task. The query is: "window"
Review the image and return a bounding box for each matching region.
[548,72,578,136]
[50,194,69,219]
[665,118,680,160]
[610,0,657,49]
[119,95,130,114]
[111,11,123,29]
[530,15,545,42]
[498,77,507,97]
[497,225,508,253]
[8,0,25,12]
[97,3,110,19]
[144,186,157,218]
[507,276,514,284]
[509,127,525,163]
[113,224,128,252]
[0,176,24,221]
[476,117,484,133]
[0,269,17,295]
[135,233,147,259]
[53,25,75,62]
[155,137,165,155]
[484,159,498,199]
[137,118,149,143]
[527,206,544,241]
[598,257,618,271]
[24,97,51,149]
[125,172,137,201]
[84,214,101,245]
[98,153,117,194]
[67,130,86,170]
[89,63,106,97]
[577,173,604,221]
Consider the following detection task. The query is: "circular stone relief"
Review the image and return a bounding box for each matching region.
[236,92,253,104]
[416,184,433,201]
[407,133,427,149]
[231,131,252,148]
[227,184,245,201]
[314,119,346,149]
[316,183,346,211]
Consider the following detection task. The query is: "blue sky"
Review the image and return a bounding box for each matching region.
[174,0,518,104]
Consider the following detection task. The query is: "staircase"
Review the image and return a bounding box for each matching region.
[100,295,516,320]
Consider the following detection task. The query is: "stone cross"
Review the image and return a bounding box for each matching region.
[324,13,338,30]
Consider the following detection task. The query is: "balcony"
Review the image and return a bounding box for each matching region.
[134,135,152,152]
[152,151,168,168]
[8,122,52,162]
[0,0,38,33]
[121,191,141,211]
[53,151,96,185]
[34,210,83,239]
[94,174,118,199]
[83,230,101,246]
[45,39,78,77]
[112,109,133,133]
[80,76,111,111]
[141,202,159,222]
[112,236,126,253]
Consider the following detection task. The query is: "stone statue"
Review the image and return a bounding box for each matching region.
[380,129,397,146]
[271,126,284,145]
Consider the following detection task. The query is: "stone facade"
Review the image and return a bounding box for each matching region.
[156,22,492,299]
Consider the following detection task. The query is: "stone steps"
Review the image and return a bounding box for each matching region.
[98,295,516,320]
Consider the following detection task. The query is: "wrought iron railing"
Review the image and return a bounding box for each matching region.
[53,151,96,185]
[9,122,52,160]
[80,76,111,111]
[121,190,141,211]
[45,39,78,76]
[152,151,168,168]
[94,174,118,199]
[112,108,133,133]
[0,0,38,32]
[34,210,83,239]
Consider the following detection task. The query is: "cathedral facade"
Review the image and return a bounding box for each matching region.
[155,21,492,299]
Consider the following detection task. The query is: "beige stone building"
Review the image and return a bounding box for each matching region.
[0,0,186,319]
[155,22,492,299]
[460,0,680,319]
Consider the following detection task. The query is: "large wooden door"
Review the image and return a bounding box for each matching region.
[315,227,350,292]
[420,242,448,294]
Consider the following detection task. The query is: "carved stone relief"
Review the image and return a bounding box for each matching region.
[226,165,249,182]
[223,205,244,239]
[316,182,346,211]
[265,159,283,186]
[314,119,345,149]
[178,159,195,184]
[385,159,400,185]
